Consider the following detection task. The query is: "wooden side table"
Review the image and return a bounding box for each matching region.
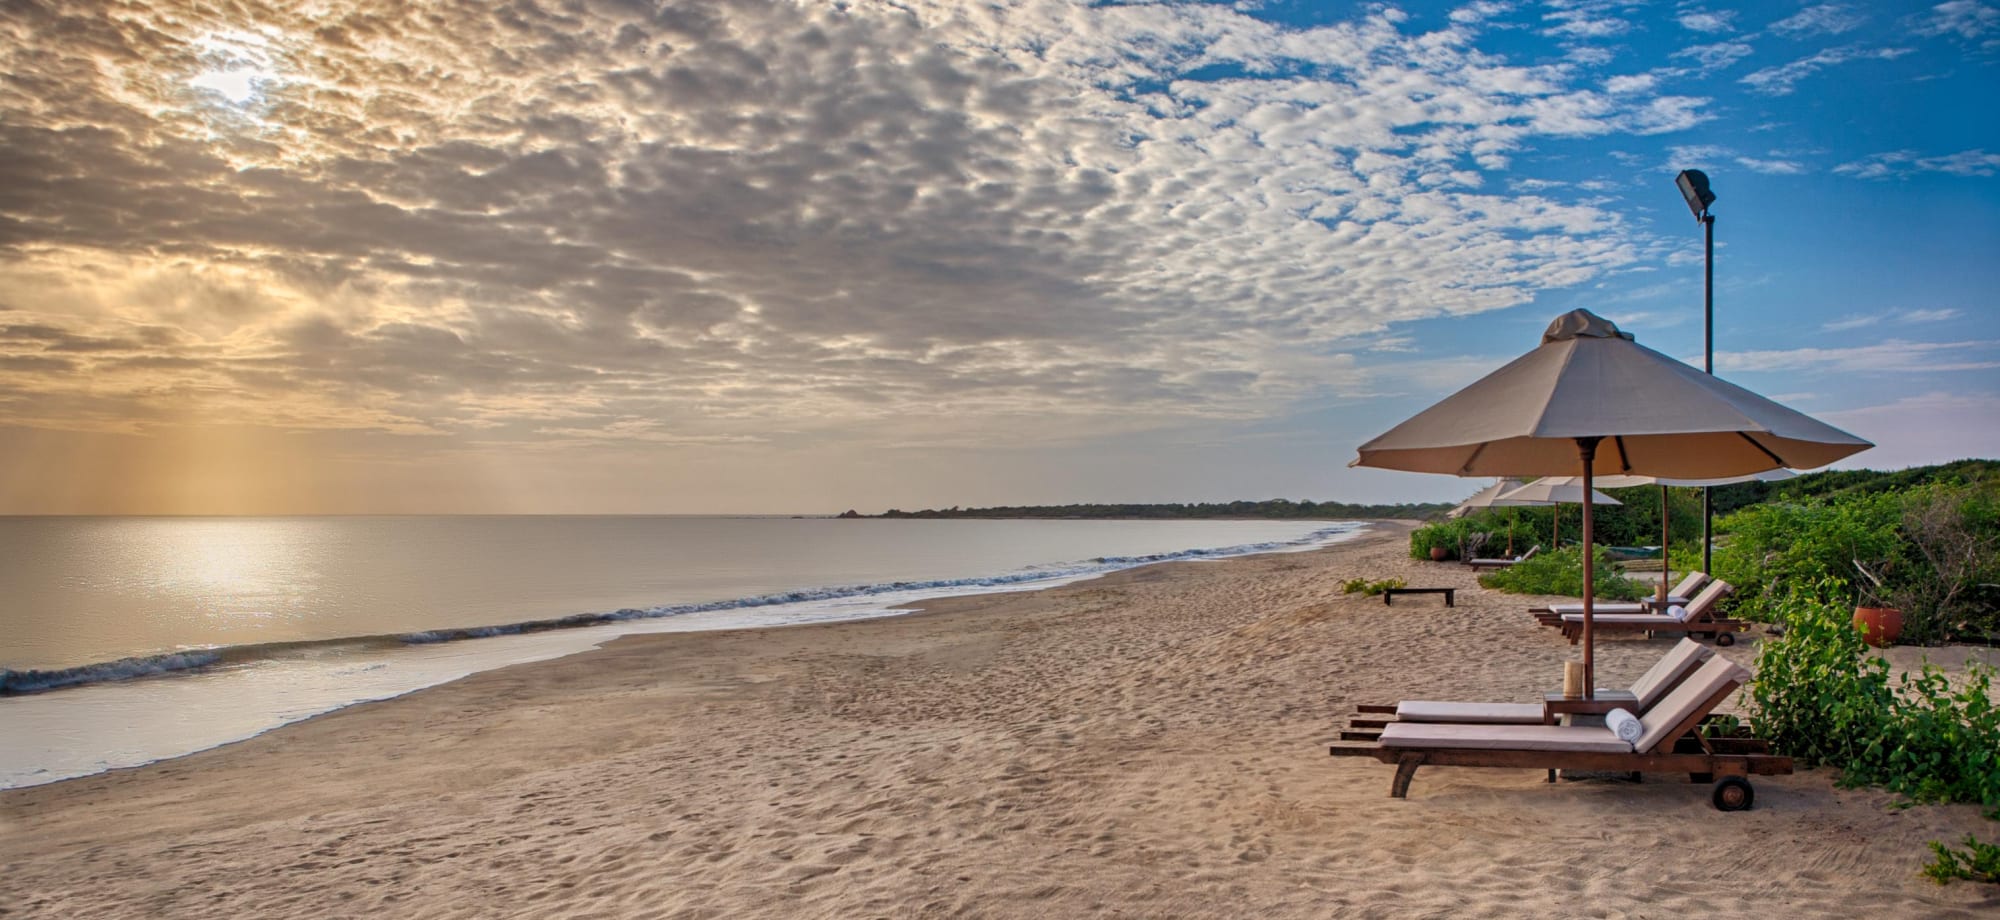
[1543,689,1641,783]
[1542,690,1639,725]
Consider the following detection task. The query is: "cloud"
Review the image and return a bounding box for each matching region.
[1741,45,1915,95]
[1731,155,1805,174]
[1822,314,1883,332]
[1912,1,1999,40]
[1672,40,1755,72]
[1714,340,2000,374]
[1666,144,1732,169]
[0,0,1721,449]
[1604,73,1658,94]
[1769,5,1868,37]
[1677,11,1736,33]
[1822,308,1962,331]
[1450,2,1516,26]
[1833,149,2000,178]
[1542,3,1629,38]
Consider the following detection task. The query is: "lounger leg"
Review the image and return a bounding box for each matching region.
[1391,753,1424,798]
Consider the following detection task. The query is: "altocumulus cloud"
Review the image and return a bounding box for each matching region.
[0,0,1703,447]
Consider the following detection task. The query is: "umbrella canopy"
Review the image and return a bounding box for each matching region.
[1498,478,1621,555]
[1353,310,1871,698]
[1351,311,1872,479]
[1581,469,1798,489]
[1494,480,1622,506]
[1445,478,1543,518]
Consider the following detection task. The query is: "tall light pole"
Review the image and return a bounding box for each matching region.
[1676,169,1717,573]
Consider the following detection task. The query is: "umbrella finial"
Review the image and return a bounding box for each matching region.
[1543,309,1635,344]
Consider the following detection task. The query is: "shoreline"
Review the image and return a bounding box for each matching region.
[5,523,1994,917]
[0,521,1372,789]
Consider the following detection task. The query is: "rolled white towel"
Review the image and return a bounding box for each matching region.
[1668,604,1693,622]
[1605,707,1644,744]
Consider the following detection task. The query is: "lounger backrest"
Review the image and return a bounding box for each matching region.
[1633,656,1750,754]
[1669,570,1709,600]
[1683,579,1733,619]
[1629,638,1715,711]
[1518,545,1540,562]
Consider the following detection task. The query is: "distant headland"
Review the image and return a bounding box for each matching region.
[835,499,1453,520]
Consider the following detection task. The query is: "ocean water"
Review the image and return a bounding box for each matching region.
[0,515,1364,787]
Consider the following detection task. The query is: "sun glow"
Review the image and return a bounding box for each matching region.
[188,30,282,107]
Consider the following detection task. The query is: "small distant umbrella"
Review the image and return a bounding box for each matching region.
[1447,478,1539,518]
[1353,310,1869,697]
[1495,479,1621,552]
[1448,477,1547,555]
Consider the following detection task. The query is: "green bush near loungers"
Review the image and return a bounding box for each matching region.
[1714,477,2000,644]
[1475,545,1646,601]
[1748,587,2000,882]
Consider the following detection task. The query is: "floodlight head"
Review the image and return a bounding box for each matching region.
[1676,169,1716,219]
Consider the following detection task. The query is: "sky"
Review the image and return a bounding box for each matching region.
[0,0,1996,514]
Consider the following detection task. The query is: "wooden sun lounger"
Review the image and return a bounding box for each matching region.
[1330,657,1792,810]
[1529,571,1713,615]
[1348,639,1713,739]
[1464,544,1539,570]
[1533,581,1746,644]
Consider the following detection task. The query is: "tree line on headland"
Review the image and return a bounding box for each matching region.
[836,498,1453,520]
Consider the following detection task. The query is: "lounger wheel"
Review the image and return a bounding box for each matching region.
[1714,632,1736,647]
[1711,776,1754,811]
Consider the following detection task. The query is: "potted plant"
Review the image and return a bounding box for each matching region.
[1851,559,1903,647]
[1430,544,1450,561]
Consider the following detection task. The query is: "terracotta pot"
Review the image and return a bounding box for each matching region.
[1430,545,1449,561]
[1852,606,1904,647]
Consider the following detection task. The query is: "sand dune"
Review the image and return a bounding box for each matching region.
[4,524,1995,918]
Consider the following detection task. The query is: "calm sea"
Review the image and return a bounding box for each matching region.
[0,515,1364,787]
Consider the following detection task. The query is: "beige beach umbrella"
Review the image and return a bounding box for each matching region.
[1446,478,1539,518]
[1448,477,1549,555]
[1495,478,1620,551]
[1352,310,1869,697]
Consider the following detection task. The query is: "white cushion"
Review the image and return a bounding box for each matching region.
[1548,602,1649,615]
[1560,613,1682,625]
[1629,639,1714,711]
[1380,722,1635,754]
[1396,701,1543,724]
[1632,656,1751,753]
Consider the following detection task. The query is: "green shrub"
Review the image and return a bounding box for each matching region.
[1924,835,2000,885]
[1341,577,1407,596]
[1749,588,2000,817]
[1476,545,1645,600]
[1747,586,1896,768]
[1712,492,1902,609]
[1408,517,1477,560]
[1713,480,2000,643]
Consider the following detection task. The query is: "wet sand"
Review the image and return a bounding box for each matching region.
[4,523,1995,918]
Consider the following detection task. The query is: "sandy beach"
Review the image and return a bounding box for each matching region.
[3,523,1995,918]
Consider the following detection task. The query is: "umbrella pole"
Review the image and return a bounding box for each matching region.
[1578,438,1602,700]
[1660,485,1671,604]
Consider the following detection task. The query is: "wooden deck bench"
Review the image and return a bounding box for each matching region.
[1382,587,1454,607]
